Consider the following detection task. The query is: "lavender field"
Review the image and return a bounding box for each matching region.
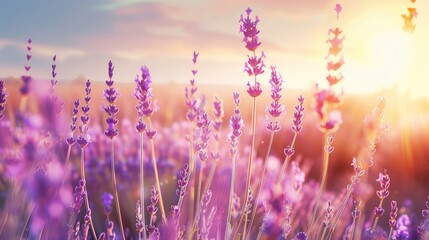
[1,2,429,240]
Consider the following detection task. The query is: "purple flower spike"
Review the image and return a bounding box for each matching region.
[69,179,86,214]
[423,195,429,218]
[67,99,80,145]
[284,146,295,157]
[135,66,157,120]
[389,200,398,228]
[292,96,305,133]
[148,186,159,216]
[103,61,119,139]
[0,80,7,120]
[77,80,92,148]
[265,66,285,132]
[193,51,199,64]
[21,38,33,96]
[294,232,307,240]
[376,170,390,199]
[176,164,190,198]
[101,192,114,217]
[374,207,385,217]
[239,7,261,51]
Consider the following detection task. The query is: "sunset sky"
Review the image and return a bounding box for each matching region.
[0,0,428,97]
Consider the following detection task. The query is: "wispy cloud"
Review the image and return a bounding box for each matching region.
[0,38,86,60]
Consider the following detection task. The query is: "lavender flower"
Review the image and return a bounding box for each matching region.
[292,96,305,133]
[282,202,293,238]
[20,38,32,95]
[321,201,334,239]
[195,109,211,162]
[291,161,305,192]
[376,170,390,200]
[228,92,244,155]
[103,61,119,139]
[101,192,114,218]
[199,190,216,240]
[82,209,91,240]
[176,163,190,203]
[293,232,307,240]
[0,80,7,120]
[185,51,199,122]
[371,170,390,232]
[69,179,86,214]
[49,55,64,116]
[148,186,159,223]
[422,195,429,219]
[212,95,223,141]
[135,66,157,119]
[265,66,285,132]
[136,201,144,234]
[394,214,411,239]
[67,100,80,145]
[388,200,398,239]
[77,80,92,148]
[240,8,265,98]
[239,7,261,52]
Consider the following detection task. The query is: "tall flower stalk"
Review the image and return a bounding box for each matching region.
[185,51,199,234]
[134,67,149,240]
[61,99,80,189]
[309,4,345,237]
[248,66,285,233]
[0,80,7,121]
[251,96,305,238]
[194,109,212,229]
[102,61,125,240]
[135,66,167,223]
[388,200,398,239]
[238,8,265,238]
[371,170,390,232]
[202,95,224,199]
[20,38,32,112]
[76,79,96,240]
[225,92,244,239]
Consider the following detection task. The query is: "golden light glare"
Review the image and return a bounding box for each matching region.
[344,5,428,99]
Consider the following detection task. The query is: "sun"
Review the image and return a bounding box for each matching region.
[369,30,412,90]
[343,8,429,97]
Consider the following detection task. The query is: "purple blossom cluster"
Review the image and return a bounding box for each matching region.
[0,80,6,120]
[77,80,92,148]
[240,7,264,98]
[20,38,32,95]
[103,61,119,139]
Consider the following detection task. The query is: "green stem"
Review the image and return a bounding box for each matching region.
[247,131,275,236]
[81,148,97,240]
[308,132,331,238]
[202,139,220,200]
[139,132,147,240]
[187,122,196,239]
[110,139,126,240]
[388,227,393,240]
[328,189,352,239]
[277,132,298,184]
[225,151,237,240]
[238,95,257,239]
[321,225,328,240]
[147,118,167,223]
[60,144,72,190]
[149,138,167,223]
[371,198,384,232]
[349,217,357,240]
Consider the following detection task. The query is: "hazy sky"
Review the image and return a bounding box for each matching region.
[0,0,428,97]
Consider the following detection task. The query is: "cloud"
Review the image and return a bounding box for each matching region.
[0,38,86,60]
